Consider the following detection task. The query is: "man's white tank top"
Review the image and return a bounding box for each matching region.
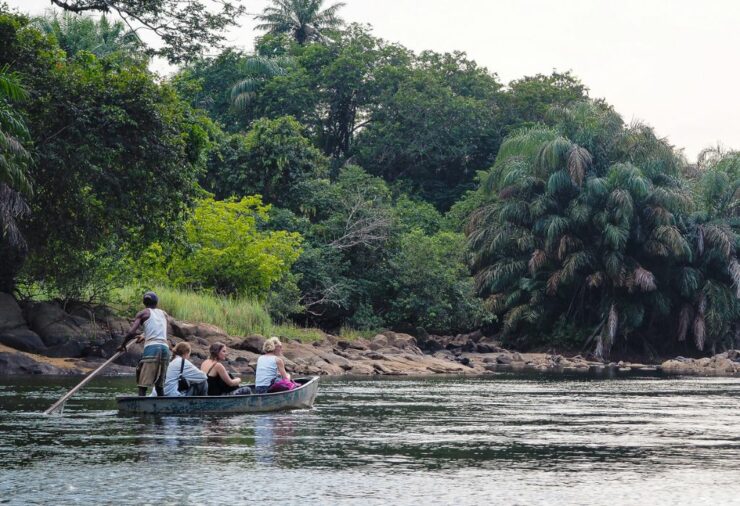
[143,308,168,348]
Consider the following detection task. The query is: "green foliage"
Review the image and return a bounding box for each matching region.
[385,229,490,333]
[32,12,143,61]
[204,116,328,209]
[467,100,739,357]
[503,71,589,131]
[394,196,443,235]
[48,0,246,63]
[0,66,32,195]
[163,196,303,297]
[0,11,208,298]
[255,0,345,45]
[354,50,504,209]
[8,4,737,347]
[230,55,293,111]
[0,63,33,291]
[173,49,255,131]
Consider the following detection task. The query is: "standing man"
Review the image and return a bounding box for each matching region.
[119,291,173,396]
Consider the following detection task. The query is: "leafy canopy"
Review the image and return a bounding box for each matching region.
[166,196,303,297]
[255,0,345,45]
[48,0,245,62]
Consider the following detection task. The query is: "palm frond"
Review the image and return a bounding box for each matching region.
[608,303,619,342]
[729,258,740,298]
[0,183,29,248]
[566,145,592,186]
[0,70,28,102]
[546,169,574,196]
[678,267,702,298]
[536,136,572,175]
[608,162,650,200]
[485,293,506,313]
[494,126,557,167]
[585,176,609,203]
[644,205,674,227]
[561,251,593,284]
[546,270,562,296]
[677,303,692,342]
[604,251,626,284]
[607,188,634,222]
[528,249,547,275]
[567,201,592,227]
[587,271,605,288]
[603,222,629,251]
[475,259,527,294]
[503,304,531,333]
[652,225,692,260]
[499,200,531,226]
[632,266,657,292]
[702,223,735,259]
[697,291,707,316]
[544,215,570,249]
[693,315,706,350]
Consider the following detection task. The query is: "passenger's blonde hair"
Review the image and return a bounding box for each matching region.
[262,336,283,353]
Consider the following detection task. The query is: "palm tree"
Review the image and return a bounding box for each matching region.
[684,149,740,352]
[0,67,32,196]
[255,0,346,44]
[466,102,716,359]
[230,55,293,111]
[33,11,142,60]
[0,67,32,291]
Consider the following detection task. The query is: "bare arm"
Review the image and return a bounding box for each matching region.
[215,363,241,386]
[118,309,149,351]
[163,311,176,349]
[276,357,291,381]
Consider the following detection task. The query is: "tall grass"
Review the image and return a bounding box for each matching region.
[115,285,271,337]
[271,322,326,342]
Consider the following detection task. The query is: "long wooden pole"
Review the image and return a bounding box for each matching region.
[43,339,137,415]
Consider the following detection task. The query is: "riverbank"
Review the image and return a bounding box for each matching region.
[3,330,740,379]
[1,293,739,378]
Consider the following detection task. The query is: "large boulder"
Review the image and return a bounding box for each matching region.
[25,301,109,357]
[0,294,46,353]
[170,320,233,345]
[0,328,47,354]
[234,334,266,354]
[0,293,27,329]
[0,351,77,375]
[368,334,388,350]
[382,332,423,355]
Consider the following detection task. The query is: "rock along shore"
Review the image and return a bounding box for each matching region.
[0,293,739,378]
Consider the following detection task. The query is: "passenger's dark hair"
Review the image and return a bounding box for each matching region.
[209,342,226,360]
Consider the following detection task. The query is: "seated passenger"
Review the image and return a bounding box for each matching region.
[255,337,294,394]
[164,342,208,397]
[201,342,251,396]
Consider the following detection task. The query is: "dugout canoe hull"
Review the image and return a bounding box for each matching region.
[116,376,319,415]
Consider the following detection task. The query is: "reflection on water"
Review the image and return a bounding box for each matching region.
[1,374,740,504]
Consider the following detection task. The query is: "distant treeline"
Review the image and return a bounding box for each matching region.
[0,3,737,358]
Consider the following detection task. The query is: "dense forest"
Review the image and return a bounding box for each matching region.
[0,0,737,358]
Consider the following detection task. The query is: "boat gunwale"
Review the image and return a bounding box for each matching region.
[115,376,319,403]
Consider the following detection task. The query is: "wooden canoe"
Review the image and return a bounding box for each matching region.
[116,376,319,415]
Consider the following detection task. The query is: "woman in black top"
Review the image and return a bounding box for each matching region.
[200,342,250,395]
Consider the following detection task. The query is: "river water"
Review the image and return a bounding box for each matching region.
[1,373,740,505]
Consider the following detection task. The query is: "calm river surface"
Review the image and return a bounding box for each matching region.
[1,373,740,505]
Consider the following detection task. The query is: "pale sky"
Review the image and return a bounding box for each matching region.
[9,0,740,161]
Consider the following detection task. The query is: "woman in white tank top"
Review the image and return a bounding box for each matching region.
[255,337,291,393]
